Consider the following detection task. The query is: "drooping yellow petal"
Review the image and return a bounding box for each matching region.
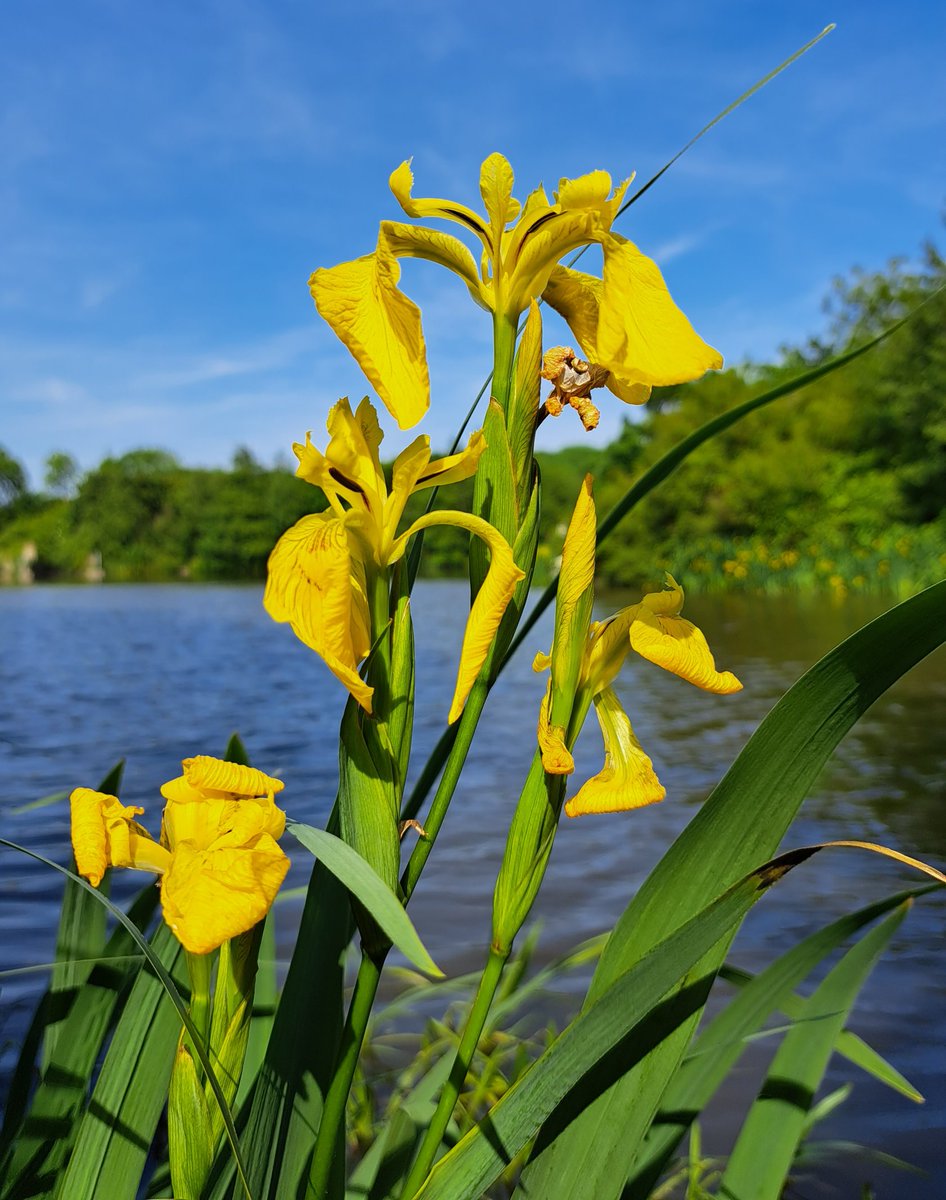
[160,836,290,956]
[309,230,430,430]
[264,512,374,712]
[537,679,574,775]
[532,649,552,673]
[629,607,742,694]
[70,788,170,885]
[389,160,491,250]
[393,510,524,724]
[564,688,665,817]
[597,233,724,387]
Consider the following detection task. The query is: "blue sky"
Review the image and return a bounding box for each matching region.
[3,0,945,486]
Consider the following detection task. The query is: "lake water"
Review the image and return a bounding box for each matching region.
[1,581,944,1195]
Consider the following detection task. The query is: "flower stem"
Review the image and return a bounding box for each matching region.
[306,951,383,1200]
[400,676,489,900]
[399,947,508,1199]
[185,949,213,1057]
[491,312,518,416]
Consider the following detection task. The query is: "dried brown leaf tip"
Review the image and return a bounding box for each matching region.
[540,346,609,431]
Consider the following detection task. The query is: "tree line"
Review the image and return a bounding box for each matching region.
[1,246,943,593]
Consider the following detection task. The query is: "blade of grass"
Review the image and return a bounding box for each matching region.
[717,903,911,1200]
[718,963,923,1104]
[0,884,159,1197]
[622,886,936,1199]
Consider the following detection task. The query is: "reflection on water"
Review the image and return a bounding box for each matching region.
[1,582,943,1194]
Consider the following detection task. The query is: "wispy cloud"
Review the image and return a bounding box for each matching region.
[137,327,317,389]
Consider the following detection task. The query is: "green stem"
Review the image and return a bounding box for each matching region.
[366,564,393,715]
[306,952,383,1200]
[399,948,508,1199]
[185,950,213,1059]
[490,312,517,416]
[401,677,489,900]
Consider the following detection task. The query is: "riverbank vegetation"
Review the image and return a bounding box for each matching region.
[2,246,942,593]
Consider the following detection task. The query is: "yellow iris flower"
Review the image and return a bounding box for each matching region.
[309,152,722,429]
[536,572,742,818]
[264,396,524,723]
[70,756,289,955]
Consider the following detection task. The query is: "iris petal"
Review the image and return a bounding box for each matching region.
[160,836,290,956]
[70,788,171,884]
[564,688,666,817]
[309,230,430,430]
[264,512,374,712]
[394,510,524,724]
[537,680,575,775]
[598,234,724,387]
[629,606,742,694]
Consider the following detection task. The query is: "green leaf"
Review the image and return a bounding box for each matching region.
[227,826,351,1200]
[719,962,924,1104]
[224,732,252,766]
[288,823,442,978]
[0,885,158,1197]
[53,923,186,1200]
[623,887,934,1199]
[410,843,925,1200]
[235,912,277,1112]
[517,580,946,1200]
[718,903,911,1200]
[8,790,69,816]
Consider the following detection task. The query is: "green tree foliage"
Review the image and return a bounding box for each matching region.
[43,452,80,498]
[0,446,27,508]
